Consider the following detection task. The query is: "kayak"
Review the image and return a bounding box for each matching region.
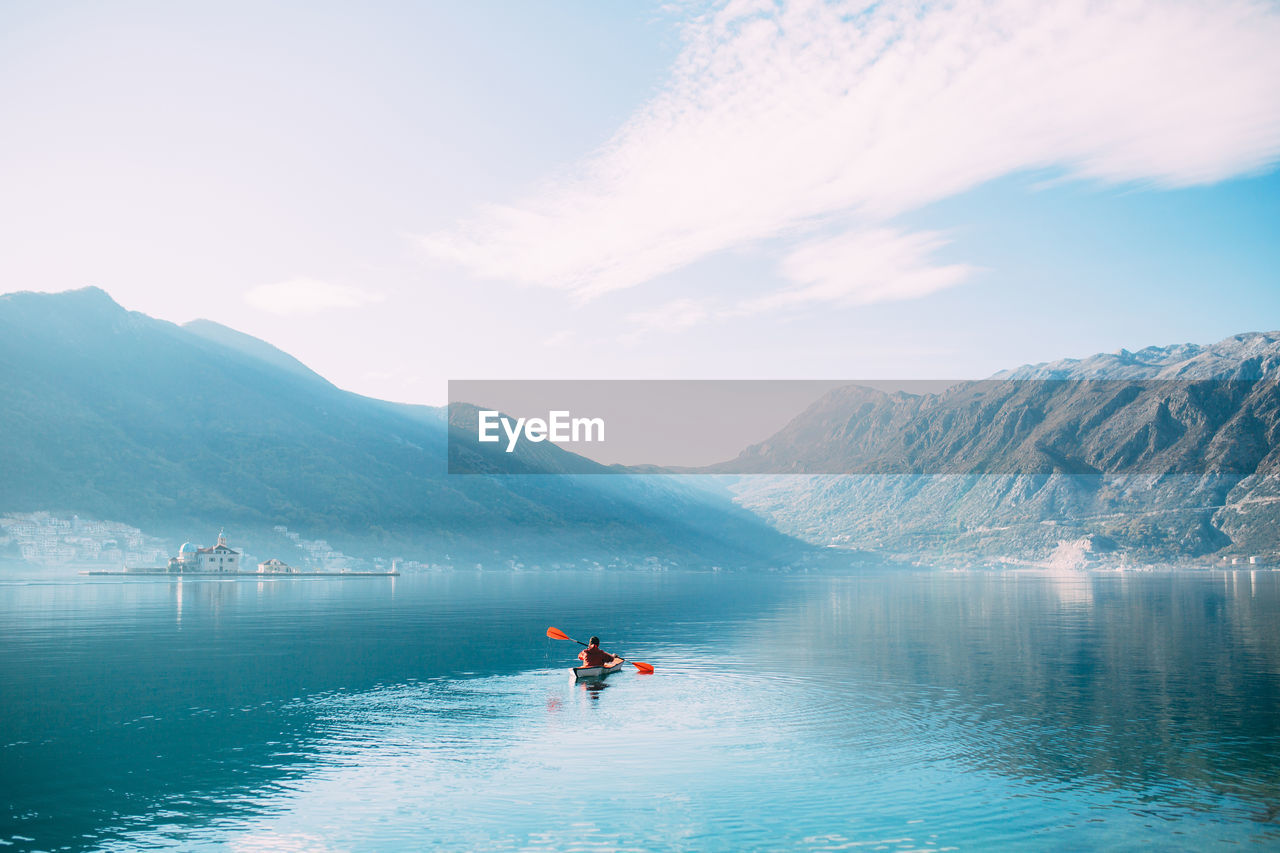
[573,658,626,680]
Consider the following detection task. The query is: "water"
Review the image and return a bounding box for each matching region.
[2,568,1278,851]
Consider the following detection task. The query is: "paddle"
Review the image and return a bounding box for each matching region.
[546,626,655,673]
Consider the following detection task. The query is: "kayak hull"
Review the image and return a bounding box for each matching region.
[573,659,626,680]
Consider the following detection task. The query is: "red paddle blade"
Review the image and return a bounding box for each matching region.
[546,627,571,641]
[631,661,655,674]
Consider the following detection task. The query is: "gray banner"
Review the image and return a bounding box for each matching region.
[447,379,1278,476]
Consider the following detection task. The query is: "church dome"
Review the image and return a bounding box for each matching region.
[179,542,198,556]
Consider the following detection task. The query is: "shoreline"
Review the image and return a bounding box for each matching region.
[79,570,399,577]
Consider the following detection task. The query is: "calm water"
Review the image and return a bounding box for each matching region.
[2,567,1279,851]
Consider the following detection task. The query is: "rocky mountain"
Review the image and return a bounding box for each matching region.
[0,287,802,568]
[715,333,1280,565]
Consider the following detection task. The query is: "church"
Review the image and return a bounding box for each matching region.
[166,530,241,573]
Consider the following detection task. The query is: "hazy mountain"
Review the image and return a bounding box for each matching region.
[9,287,1273,569]
[715,334,1280,565]
[0,287,800,568]
[183,318,325,383]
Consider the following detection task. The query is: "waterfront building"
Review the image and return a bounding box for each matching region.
[166,530,241,572]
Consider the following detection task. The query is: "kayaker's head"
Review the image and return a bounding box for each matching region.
[588,636,600,647]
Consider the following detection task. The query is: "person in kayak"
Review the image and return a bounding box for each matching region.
[578,636,620,668]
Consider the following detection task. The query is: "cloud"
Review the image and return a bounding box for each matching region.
[622,297,714,341]
[621,229,970,338]
[759,228,977,310]
[244,278,384,315]
[421,0,1280,307]
[541,329,576,348]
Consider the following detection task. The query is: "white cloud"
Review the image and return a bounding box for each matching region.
[541,329,576,348]
[621,229,970,337]
[623,297,713,340]
[244,278,384,315]
[421,0,1280,307]
[760,228,977,310]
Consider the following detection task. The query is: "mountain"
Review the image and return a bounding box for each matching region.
[0,287,801,568]
[183,318,325,383]
[9,288,1272,569]
[714,334,1280,565]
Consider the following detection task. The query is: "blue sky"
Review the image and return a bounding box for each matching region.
[1,0,1277,403]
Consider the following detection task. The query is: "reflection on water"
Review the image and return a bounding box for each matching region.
[1,568,1278,851]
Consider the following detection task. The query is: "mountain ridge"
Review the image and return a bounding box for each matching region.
[6,286,1277,568]
[718,332,1280,565]
[0,287,802,568]
[992,331,1280,380]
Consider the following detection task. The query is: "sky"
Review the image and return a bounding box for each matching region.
[1,0,1278,405]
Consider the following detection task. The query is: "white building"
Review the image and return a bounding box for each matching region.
[167,530,241,572]
[257,558,297,573]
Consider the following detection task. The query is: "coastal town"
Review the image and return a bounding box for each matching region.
[132,529,398,576]
[82,529,400,577]
[0,513,411,574]
[0,512,168,566]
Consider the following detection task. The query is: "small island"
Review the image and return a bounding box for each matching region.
[80,530,398,577]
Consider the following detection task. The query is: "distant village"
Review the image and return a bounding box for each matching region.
[0,513,169,566]
[158,528,409,574]
[0,513,428,573]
